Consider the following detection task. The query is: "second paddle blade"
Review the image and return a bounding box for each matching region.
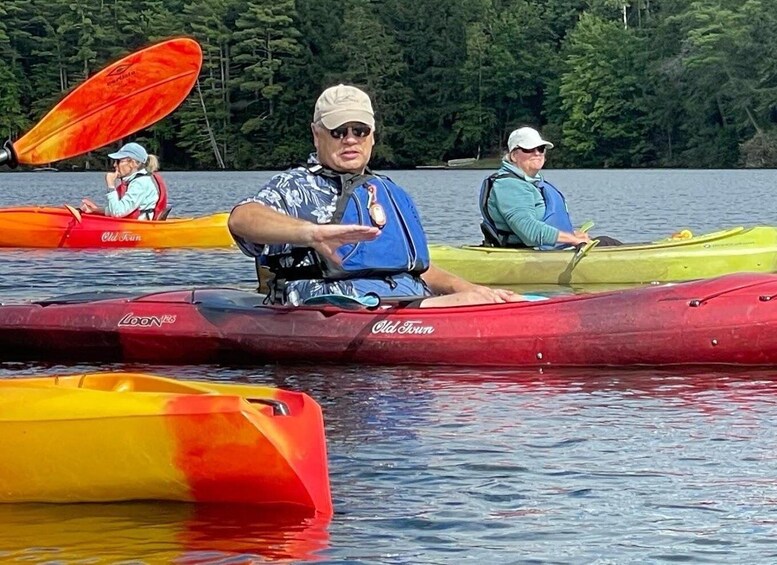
[14,37,203,165]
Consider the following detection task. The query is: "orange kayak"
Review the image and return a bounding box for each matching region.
[0,206,234,248]
[0,372,332,515]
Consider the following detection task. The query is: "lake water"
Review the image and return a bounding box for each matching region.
[2,169,777,563]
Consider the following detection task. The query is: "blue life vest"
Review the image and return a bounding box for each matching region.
[269,172,430,283]
[479,171,574,250]
[324,175,430,278]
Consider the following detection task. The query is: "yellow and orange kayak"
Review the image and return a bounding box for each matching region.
[0,373,332,515]
[0,206,234,248]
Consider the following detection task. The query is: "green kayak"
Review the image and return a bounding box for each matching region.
[429,226,777,285]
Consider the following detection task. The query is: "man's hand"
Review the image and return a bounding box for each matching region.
[308,224,380,264]
[467,284,528,303]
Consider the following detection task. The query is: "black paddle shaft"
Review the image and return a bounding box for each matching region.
[0,139,18,168]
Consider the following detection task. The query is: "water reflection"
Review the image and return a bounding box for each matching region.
[421,365,777,410]
[0,502,330,563]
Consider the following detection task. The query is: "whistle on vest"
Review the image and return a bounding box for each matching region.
[366,184,387,228]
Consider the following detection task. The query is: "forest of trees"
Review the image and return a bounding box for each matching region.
[0,0,775,169]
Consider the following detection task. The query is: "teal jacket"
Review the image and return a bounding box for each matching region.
[486,161,562,247]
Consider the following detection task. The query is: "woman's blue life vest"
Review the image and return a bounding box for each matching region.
[268,173,431,283]
[479,171,574,250]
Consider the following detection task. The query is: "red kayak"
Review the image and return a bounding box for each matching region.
[2,272,777,367]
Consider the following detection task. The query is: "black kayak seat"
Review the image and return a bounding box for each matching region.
[192,288,268,309]
[156,206,173,221]
[480,222,502,247]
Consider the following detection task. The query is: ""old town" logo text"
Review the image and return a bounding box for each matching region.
[371,320,435,335]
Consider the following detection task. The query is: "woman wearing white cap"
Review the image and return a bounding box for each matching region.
[479,127,619,249]
[80,142,169,220]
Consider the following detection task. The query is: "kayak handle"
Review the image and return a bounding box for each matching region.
[247,397,290,416]
[571,238,600,268]
[64,204,83,223]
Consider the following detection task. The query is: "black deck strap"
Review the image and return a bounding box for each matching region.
[35,290,136,306]
[191,288,267,309]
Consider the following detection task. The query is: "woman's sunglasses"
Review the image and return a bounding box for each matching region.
[518,146,546,154]
[327,125,372,139]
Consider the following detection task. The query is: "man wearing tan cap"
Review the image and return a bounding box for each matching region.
[228,84,524,307]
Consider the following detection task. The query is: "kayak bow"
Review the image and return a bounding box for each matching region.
[0,372,331,514]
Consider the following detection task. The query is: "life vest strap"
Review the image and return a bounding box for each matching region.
[479,172,526,247]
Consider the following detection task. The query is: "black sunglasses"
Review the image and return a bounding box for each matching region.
[518,146,546,154]
[327,124,372,139]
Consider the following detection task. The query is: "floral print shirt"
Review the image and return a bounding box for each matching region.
[232,154,429,305]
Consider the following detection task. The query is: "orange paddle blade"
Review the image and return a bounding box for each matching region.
[12,37,203,165]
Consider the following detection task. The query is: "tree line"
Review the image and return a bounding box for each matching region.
[1,0,775,170]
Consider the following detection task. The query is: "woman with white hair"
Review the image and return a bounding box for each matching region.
[479,127,620,249]
[80,142,168,220]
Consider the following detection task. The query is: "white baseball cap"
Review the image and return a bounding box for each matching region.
[507,127,554,151]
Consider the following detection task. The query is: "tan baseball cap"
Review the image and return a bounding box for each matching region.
[313,84,375,130]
